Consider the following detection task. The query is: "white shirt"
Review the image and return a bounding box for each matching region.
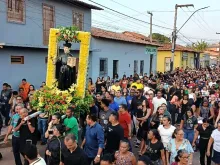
[209,82,216,88]
[158,125,176,148]
[144,86,151,94]
[211,129,220,152]
[201,90,209,97]
[188,93,194,99]
[30,157,46,165]
[152,97,167,114]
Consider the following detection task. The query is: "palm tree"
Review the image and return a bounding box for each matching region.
[188,40,209,52]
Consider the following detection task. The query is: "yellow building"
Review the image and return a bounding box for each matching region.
[157,44,198,72]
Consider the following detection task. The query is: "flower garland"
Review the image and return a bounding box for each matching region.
[46,28,58,86]
[76,32,91,98]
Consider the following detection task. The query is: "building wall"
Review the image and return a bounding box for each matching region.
[0,47,82,89]
[90,38,157,79]
[157,51,181,72]
[0,0,91,49]
[200,53,210,67]
[181,52,195,69]
[0,47,47,89]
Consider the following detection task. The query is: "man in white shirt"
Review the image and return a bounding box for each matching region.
[144,84,151,94]
[209,79,216,88]
[152,90,167,114]
[23,144,46,165]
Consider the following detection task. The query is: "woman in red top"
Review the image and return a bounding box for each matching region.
[121,76,128,89]
[147,92,154,115]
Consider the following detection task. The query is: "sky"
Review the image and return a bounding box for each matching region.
[83,0,220,45]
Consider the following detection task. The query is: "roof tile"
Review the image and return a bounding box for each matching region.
[158,43,197,52]
[91,28,161,47]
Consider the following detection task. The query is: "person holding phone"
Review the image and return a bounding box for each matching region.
[14,108,36,165]
[45,113,62,139]
[46,124,65,165]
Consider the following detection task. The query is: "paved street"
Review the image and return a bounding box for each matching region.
[0,139,201,165]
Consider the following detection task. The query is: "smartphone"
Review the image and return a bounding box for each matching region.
[48,130,53,135]
[26,139,32,145]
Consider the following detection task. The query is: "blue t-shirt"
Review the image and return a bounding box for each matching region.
[114,97,127,105]
[109,102,119,111]
[126,95,133,108]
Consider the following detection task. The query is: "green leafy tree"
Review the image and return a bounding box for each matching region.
[151,33,171,43]
[187,40,209,52]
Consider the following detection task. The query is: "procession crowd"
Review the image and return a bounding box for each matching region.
[1,67,220,165]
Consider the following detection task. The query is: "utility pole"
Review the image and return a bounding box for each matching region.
[147,11,153,43]
[170,4,194,71]
[216,32,220,67]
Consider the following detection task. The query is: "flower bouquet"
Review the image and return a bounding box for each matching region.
[30,84,93,117]
[56,26,80,43]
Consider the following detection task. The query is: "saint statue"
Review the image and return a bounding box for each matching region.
[55,41,76,90]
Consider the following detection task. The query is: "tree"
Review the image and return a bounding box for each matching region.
[150,33,171,44]
[187,40,209,52]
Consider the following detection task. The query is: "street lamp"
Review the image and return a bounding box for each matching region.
[170,6,210,71]
[177,6,210,34]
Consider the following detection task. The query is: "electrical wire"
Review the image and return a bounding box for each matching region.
[1,0,218,45]
[87,0,173,30]
[192,7,216,32]
[108,0,173,27]
[178,32,195,44]
[0,0,144,37]
[150,9,220,13]
[186,7,211,32]
[92,10,171,36]
[14,0,172,36]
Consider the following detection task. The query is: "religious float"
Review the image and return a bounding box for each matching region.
[30,26,93,117]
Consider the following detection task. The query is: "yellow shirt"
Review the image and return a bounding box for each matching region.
[111,85,121,91]
[131,82,143,89]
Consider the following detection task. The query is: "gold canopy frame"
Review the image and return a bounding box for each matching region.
[46,28,91,98]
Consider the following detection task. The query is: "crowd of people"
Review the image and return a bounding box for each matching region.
[1,67,220,165]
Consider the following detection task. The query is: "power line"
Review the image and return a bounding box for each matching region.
[1,0,217,44]
[178,32,195,44]
[8,0,171,36]
[96,10,151,30]
[94,9,150,25]
[193,7,215,32]
[93,10,171,36]
[177,37,191,45]
[186,7,211,32]
[108,0,172,27]
[87,0,173,30]
[151,9,220,13]
[0,0,145,36]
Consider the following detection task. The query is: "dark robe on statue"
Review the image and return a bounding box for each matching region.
[55,53,76,90]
